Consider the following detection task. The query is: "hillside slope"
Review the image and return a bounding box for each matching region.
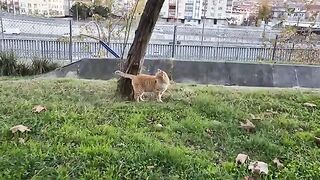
[0,78,320,179]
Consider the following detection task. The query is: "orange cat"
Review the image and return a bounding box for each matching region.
[115,69,170,102]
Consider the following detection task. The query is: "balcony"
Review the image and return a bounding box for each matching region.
[169,5,176,9]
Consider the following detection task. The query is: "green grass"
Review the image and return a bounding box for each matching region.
[0,78,320,179]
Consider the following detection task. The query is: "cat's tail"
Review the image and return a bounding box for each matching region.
[114,70,135,79]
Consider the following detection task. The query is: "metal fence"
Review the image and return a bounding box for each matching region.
[1,38,318,63]
[154,25,280,46]
[0,14,319,64]
[0,14,281,46]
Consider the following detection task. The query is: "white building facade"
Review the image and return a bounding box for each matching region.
[161,0,187,20]
[1,0,70,17]
[204,0,229,25]
[205,0,227,19]
[160,0,231,25]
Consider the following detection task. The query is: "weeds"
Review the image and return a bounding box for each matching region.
[0,79,319,179]
[0,52,59,76]
[31,58,59,75]
[15,63,32,76]
[0,51,17,76]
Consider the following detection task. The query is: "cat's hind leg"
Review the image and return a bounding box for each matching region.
[133,86,143,102]
[139,92,145,101]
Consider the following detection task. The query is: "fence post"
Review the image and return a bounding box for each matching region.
[171,25,177,58]
[0,17,4,51]
[201,21,205,45]
[271,34,278,62]
[41,40,44,59]
[288,43,295,62]
[69,19,73,62]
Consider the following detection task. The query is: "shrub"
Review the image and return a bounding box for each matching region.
[0,51,17,76]
[30,58,59,75]
[16,63,32,76]
[0,52,60,76]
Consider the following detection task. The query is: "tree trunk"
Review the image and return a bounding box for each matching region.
[117,0,165,100]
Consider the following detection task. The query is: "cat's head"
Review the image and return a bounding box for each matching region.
[156,69,169,80]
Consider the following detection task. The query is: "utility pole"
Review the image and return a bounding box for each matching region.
[0,17,4,51]
[172,0,179,57]
[262,21,266,40]
[13,0,15,15]
[172,25,177,58]
[6,0,9,13]
[201,0,208,45]
[69,19,73,62]
[76,4,79,21]
[176,0,179,22]
[68,0,71,16]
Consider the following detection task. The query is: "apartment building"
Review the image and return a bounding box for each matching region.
[160,0,202,23]
[226,0,233,13]
[271,2,320,24]
[161,0,187,21]
[204,0,229,25]
[205,0,227,19]
[1,0,20,14]
[1,0,70,17]
[160,0,230,25]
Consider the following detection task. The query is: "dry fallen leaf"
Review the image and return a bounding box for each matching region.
[18,138,25,144]
[155,123,163,130]
[264,110,278,117]
[240,119,256,132]
[272,158,284,168]
[236,153,249,164]
[250,114,261,120]
[116,143,126,147]
[303,102,317,108]
[248,161,269,175]
[266,109,278,113]
[10,125,31,133]
[33,105,47,113]
[263,112,273,117]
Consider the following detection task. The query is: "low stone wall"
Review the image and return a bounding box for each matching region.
[48,58,320,88]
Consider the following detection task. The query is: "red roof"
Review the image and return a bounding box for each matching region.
[306,5,320,11]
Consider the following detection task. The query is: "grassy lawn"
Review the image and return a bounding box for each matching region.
[0,78,320,179]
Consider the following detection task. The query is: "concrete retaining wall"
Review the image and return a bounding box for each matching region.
[48,58,320,88]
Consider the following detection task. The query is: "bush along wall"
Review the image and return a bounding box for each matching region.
[0,52,59,76]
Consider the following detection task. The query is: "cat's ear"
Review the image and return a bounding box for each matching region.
[157,69,162,72]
